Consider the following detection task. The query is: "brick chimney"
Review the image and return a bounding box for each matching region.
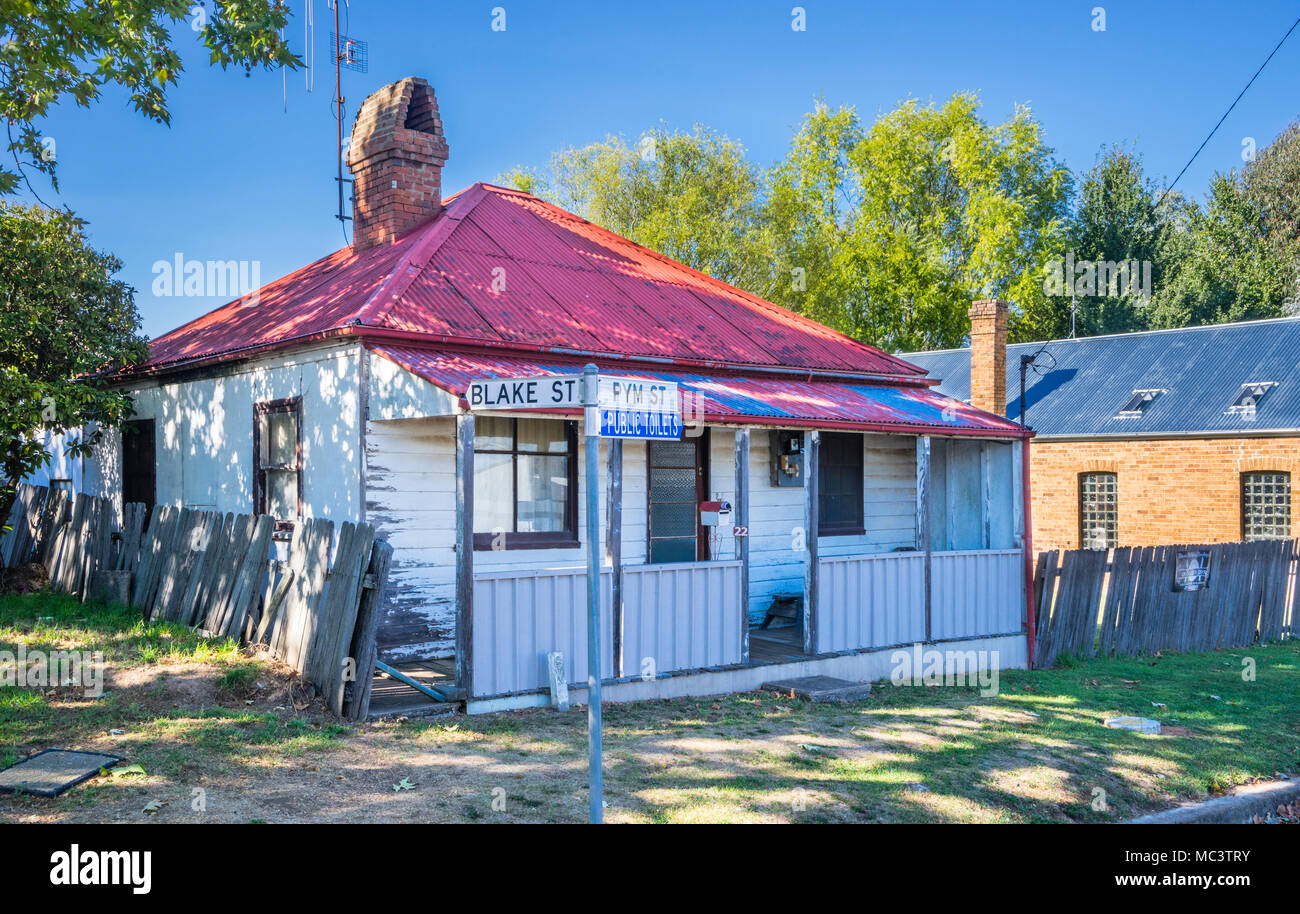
[346,77,450,251]
[968,299,1009,415]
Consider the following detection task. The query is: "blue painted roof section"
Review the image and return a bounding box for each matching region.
[899,317,1300,437]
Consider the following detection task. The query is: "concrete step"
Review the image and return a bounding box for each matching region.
[760,675,872,703]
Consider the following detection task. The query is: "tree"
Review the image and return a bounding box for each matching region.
[499,125,773,294]
[1,0,299,195]
[1058,146,1168,336]
[1242,117,1300,310]
[0,203,148,503]
[765,94,1072,351]
[1147,173,1291,328]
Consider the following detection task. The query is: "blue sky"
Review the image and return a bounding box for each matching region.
[17,0,1300,337]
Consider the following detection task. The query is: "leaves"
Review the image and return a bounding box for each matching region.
[106,763,147,779]
[392,777,415,791]
[0,0,302,194]
[0,202,149,499]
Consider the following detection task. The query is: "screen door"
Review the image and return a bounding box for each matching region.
[647,433,707,563]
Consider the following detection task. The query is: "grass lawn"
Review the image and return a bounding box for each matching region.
[1,590,1298,823]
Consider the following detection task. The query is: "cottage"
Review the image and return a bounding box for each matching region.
[904,307,1300,551]
[45,77,1033,710]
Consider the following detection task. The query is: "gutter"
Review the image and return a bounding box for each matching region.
[110,324,941,389]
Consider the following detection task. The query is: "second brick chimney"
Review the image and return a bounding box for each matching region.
[968,298,1009,415]
[346,76,450,251]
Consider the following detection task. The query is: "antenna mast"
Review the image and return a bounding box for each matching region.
[328,1,367,229]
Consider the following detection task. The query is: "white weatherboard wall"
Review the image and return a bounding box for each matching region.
[365,419,741,663]
[746,431,919,626]
[30,342,364,526]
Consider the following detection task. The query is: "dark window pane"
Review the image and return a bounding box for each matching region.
[818,432,863,533]
[649,466,696,502]
[650,440,696,468]
[650,502,696,535]
[650,538,696,564]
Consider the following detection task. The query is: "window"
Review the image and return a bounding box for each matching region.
[255,398,301,529]
[473,416,577,549]
[1229,382,1277,414]
[1079,472,1117,549]
[121,419,156,515]
[1117,389,1165,417]
[1242,472,1290,541]
[818,432,864,535]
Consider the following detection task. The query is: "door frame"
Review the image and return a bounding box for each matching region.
[646,428,711,563]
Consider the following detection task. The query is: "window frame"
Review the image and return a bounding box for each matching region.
[1078,471,1118,550]
[253,397,303,533]
[1241,470,1291,542]
[472,417,580,551]
[817,431,865,537]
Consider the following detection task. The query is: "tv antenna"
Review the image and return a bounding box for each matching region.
[328,0,367,230]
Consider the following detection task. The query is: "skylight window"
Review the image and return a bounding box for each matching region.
[1228,382,1277,414]
[1117,389,1165,418]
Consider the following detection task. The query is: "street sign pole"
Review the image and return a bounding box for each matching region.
[582,363,603,824]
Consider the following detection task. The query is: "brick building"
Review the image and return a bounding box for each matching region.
[904,304,1300,550]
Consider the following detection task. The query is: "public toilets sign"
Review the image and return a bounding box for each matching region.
[467,373,682,441]
[591,376,681,440]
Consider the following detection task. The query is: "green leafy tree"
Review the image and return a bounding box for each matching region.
[0,203,149,502]
[1,0,300,195]
[766,94,1072,351]
[499,125,773,294]
[1242,118,1300,309]
[1148,173,1291,328]
[0,2,298,513]
[1057,146,1168,336]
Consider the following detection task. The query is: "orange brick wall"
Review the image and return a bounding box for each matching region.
[1028,436,1300,549]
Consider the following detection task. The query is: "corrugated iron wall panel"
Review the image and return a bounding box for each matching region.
[622,560,743,674]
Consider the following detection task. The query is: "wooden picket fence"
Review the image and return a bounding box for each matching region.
[0,484,392,719]
[1033,539,1297,668]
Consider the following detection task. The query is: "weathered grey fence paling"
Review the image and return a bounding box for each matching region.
[0,483,393,720]
[1033,539,1297,668]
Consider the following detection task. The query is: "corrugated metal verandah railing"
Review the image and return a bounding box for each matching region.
[1032,539,1298,669]
[0,483,393,720]
[471,560,743,697]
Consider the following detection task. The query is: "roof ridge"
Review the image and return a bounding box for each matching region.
[478,184,925,376]
[904,314,1300,359]
[352,183,495,327]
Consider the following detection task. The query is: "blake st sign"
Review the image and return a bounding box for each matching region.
[466,375,584,410]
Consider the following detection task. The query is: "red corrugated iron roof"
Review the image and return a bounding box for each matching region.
[140,183,928,381]
[369,344,1029,438]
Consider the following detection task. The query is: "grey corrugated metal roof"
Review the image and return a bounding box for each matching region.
[900,316,1300,437]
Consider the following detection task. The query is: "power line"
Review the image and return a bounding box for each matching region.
[1153,13,1300,213]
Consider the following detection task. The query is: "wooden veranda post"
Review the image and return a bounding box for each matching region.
[917,436,933,643]
[455,413,475,696]
[607,438,623,677]
[802,430,819,655]
[734,428,750,663]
